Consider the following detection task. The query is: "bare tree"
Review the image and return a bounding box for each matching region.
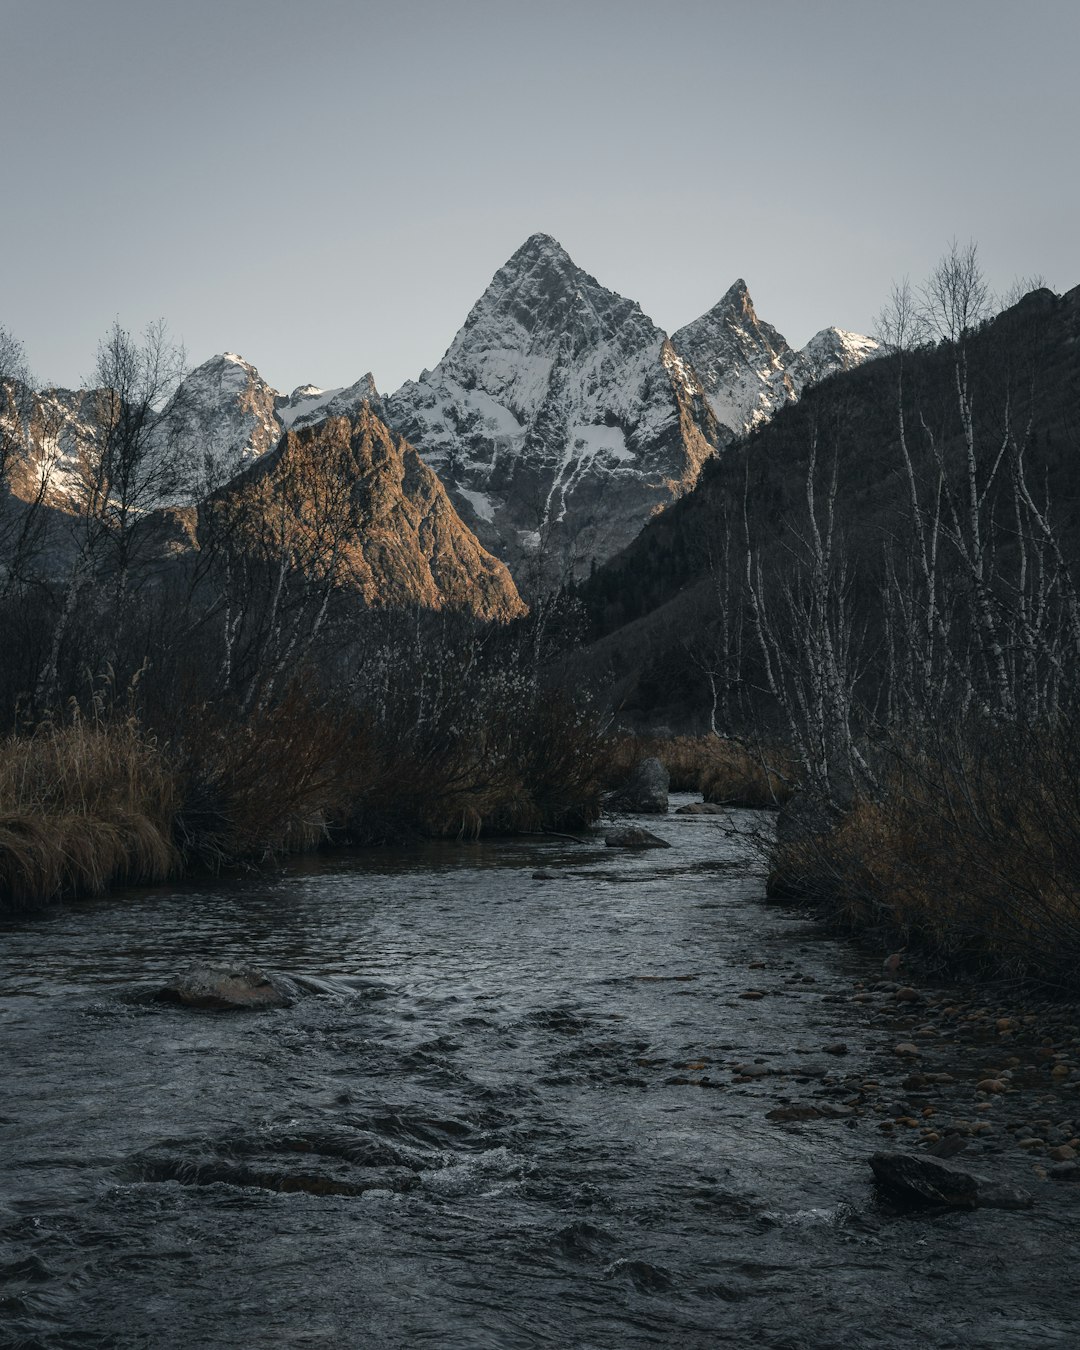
[36,319,187,706]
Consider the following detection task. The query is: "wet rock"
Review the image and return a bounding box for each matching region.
[157,965,296,1011]
[823,1043,849,1056]
[674,801,728,816]
[1050,1161,1080,1181]
[894,1042,920,1058]
[1047,1145,1077,1162]
[605,757,669,814]
[767,1105,824,1122]
[869,1151,1033,1210]
[532,869,557,880]
[604,826,671,849]
[976,1079,1007,1094]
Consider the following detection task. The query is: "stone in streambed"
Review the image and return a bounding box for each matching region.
[604,826,671,850]
[869,1151,1033,1210]
[157,964,296,1011]
[674,802,728,816]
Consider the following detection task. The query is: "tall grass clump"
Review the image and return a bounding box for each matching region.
[769,725,1080,985]
[0,711,180,909]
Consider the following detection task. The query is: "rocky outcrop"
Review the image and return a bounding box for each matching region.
[670,281,879,440]
[210,406,526,622]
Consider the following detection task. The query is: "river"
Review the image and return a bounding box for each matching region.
[1,801,1076,1348]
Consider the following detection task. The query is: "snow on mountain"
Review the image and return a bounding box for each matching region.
[384,233,719,586]
[152,352,283,500]
[277,373,382,431]
[783,327,882,397]
[5,238,880,594]
[154,360,382,502]
[671,283,879,437]
[670,280,794,436]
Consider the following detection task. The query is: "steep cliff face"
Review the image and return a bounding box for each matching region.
[154,353,283,497]
[384,234,720,586]
[670,282,880,438]
[215,406,526,622]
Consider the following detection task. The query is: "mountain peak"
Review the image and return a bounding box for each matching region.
[508,232,571,265]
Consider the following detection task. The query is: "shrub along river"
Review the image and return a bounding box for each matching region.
[1,801,1077,1349]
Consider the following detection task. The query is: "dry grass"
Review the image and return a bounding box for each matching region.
[0,683,613,909]
[769,733,1080,983]
[0,714,179,908]
[607,733,793,807]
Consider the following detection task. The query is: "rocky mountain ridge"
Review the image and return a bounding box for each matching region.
[3,235,880,592]
[382,236,879,583]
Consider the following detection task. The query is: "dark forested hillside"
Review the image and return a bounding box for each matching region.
[572,282,1080,728]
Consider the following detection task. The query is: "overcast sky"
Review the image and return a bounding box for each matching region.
[2,0,1077,395]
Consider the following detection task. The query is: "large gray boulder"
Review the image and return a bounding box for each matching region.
[606,757,670,814]
[157,964,297,1011]
[605,826,671,850]
[869,1151,1033,1211]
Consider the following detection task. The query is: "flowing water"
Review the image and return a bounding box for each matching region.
[0,803,1076,1349]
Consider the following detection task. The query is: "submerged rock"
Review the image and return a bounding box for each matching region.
[604,826,671,850]
[157,964,296,1011]
[675,802,728,816]
[869,1151,1033,1210]
[605,758,670,814]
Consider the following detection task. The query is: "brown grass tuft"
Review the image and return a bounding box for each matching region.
[0,715,179,908]
[769,732,1080,983]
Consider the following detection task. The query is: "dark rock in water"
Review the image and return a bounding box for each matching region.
[675,801,728,816]
[604,826,671,850]
[605,757,670,814]
[532,869,557,880]
[869,1151,1033,1210]
[157,965,296,1011]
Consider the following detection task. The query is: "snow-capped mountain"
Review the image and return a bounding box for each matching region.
[670,281,880,438]
[384,234,719,586]
[155,356,383,500]
[4,235,880,595]
[153,353,283,497]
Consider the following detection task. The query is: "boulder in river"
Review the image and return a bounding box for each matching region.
[157,964,297,1011]
[604,826,671,850]
[605,757,669,814]
[869,1151,1033,1211]
[674,802,728,816]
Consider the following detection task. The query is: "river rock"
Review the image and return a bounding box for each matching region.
[674,802,728,816]
[605,757,669,814]
[869,1151,1033,1210]
[604,826,671,850]
[157,964,296,1011]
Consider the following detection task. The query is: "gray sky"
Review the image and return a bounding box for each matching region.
[3,0,1077,396]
